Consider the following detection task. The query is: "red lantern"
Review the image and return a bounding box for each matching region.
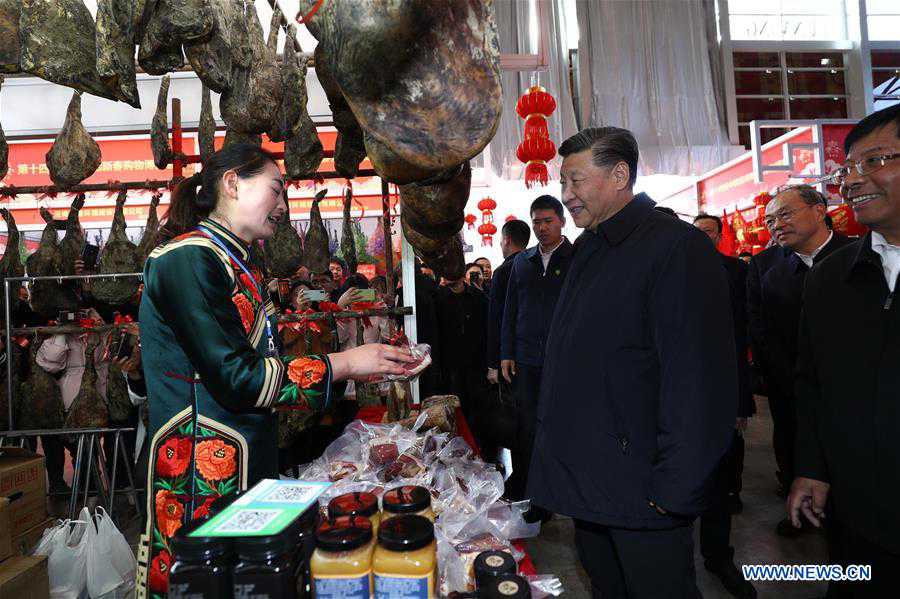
[516,86,557,140]
[477,222,497,246]
[477,197,497,223]
[516,136,557,189]
[464,213,477,230]
[505,215,517,223]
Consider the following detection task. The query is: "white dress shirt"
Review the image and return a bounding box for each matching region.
[871,231,900,293]
[539,238,565,272]
[795,231,833,269]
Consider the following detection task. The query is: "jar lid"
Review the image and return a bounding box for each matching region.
[482,574,531,599]
[328,492,378,518]
[235,531,295,560]
[172,521,231,560]
[474,550,517,585]
[382,485,431,514]
[377,514,434,552]
[315,515,373,552]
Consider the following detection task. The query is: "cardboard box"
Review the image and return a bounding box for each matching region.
[0,448,47,538]
[0,555,49,598]
[10,518,55,558]
[0,498,11,562]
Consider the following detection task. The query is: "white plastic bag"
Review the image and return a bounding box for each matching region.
[34,508,91,599]
[87,507,135,598]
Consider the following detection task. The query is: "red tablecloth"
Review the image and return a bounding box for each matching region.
[355,405,537,577]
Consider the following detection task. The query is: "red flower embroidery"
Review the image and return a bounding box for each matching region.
[155,437,192,478]
[232,292,255,333]
[287,357,327,389]
[193,495,219,520]
[155,490,184,538]
[195,439,237,481]
[239,272,262,303]
[149,550,172,594]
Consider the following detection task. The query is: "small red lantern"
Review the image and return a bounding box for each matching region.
[477,222,497,246]
[505,215,517,223]
[516,136,557,189]
[464,213,477,230]
[477,197,497,223]
[516,86,557,140]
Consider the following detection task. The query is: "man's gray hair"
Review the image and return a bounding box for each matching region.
[775,184,827,207]
[558,127,639,188]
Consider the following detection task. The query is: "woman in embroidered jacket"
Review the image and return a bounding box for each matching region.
[136,145,413,598]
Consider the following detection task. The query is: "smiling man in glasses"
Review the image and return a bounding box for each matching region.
[788,104,900,597]
[753,185,853,538]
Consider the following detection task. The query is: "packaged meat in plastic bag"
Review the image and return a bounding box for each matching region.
[363,343,432,383]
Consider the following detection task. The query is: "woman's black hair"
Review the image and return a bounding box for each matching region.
[159,143,278,241]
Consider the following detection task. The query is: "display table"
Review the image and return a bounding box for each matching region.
[355,405,537,577]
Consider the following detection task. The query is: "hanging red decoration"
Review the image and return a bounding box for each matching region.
[477,197,497,223]
[752,191,773,206]
[505,215,517,223]
[516,136,557,189]
[516,86,557,140]
[464,213,477,230]
[477,222,497,246]
[516,85,557,189]
[828,203,867,237]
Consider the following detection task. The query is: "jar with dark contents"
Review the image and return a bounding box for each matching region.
[311,515,374,599]
[480,574,532,599]
[233,531,306,599]
[288,503,320,598]
[168,522,233,599]
[473,550,517,589]
[382,485,434,522]
[328,492,381,535]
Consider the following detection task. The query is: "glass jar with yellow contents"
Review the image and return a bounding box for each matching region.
[373,515,436,599]
[328,492,381,536]
[311,516,374,599]
[382,485,434,522]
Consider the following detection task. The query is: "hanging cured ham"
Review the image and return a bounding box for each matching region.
[93,189,141,306]
[302,189,331,273]
[151,75,173,169]
[46,92,102,190]
[59,193,86,276]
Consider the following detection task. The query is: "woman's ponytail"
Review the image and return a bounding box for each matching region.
[158,143,278,241]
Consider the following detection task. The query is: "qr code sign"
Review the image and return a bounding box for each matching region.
[214,509,281,533]
[260,483,320,504]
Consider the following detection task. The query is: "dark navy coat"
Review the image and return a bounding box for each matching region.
[754,234,852,398]
[486,252,520,369]
[527,194,738,529]
[500,239,573,368]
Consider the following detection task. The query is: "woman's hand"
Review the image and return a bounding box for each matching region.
[328,343,415,381]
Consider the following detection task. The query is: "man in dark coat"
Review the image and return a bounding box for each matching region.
[789,104,900,597]
[435,275,488,431]
[397,262,443,399]
[486,219,531,384]
[529,127,736,598]
[500,196,573,515]
[755,185,853,535]
[694,214,757,599]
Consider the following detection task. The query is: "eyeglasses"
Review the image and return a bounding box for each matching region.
[763,205,809,229]
[832,153,900,186]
